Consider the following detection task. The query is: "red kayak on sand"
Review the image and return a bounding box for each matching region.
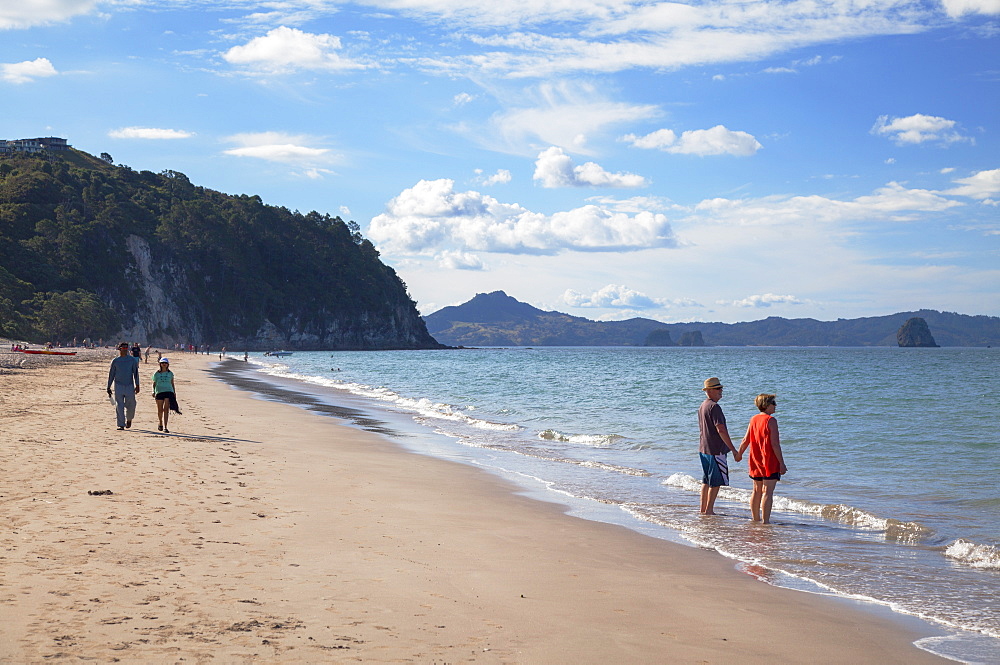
[19,349,78,356]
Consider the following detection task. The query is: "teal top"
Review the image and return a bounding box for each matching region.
[152,369,174,394]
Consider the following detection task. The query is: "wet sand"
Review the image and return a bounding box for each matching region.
[0,351,946,663]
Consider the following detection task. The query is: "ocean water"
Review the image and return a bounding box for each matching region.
[228,347,999,663]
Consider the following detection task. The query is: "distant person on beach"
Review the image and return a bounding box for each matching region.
[698,377,741,515]
[737,394,787,524]
[107,342,141,430]
[151,357,180,433]
[131,342,141,359]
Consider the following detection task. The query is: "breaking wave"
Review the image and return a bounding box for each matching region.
[538,429,624,447]
[945,540,1000,570]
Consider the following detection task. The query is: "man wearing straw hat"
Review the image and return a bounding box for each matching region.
[698,377,741,515]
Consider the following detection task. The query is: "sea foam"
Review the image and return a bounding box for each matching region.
[945,539,1000,570]
[538,429,623,447]
[661,473,929,542]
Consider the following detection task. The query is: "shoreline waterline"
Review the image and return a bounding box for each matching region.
[211,354,999,663]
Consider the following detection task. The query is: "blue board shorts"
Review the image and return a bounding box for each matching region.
[700,452,729,487]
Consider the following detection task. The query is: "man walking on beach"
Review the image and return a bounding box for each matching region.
[698,377,740,515]
[107,342,141,430]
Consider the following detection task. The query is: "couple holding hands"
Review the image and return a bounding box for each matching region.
[698,377,787,524]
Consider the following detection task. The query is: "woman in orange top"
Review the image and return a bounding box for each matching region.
[737,394,787,524]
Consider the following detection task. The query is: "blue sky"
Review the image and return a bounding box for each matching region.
[3,0,998,323]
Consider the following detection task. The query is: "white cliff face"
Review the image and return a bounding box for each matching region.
[254,319,287,346]
[120,234,200,345]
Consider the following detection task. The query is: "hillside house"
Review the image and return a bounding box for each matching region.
[0,137,70,154]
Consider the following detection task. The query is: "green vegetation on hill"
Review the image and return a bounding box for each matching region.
[0,150,440,349]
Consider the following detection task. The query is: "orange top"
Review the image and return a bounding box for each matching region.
[746,413,780,477]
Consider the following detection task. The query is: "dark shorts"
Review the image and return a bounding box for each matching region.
[700,452,729,487]
[155,391,175,401]
[750,472,781,481]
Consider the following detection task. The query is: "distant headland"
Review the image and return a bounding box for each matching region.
[424,291,999,347]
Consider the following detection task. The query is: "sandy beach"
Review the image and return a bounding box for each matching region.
[0,350,947,663]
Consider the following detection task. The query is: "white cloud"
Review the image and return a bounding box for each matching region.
[945,168,1000,200]
[221,8,320,29]
[222,26,367,74]
[621,128,676,150]
[1,57,57,84]
[419,0,937,78]
[437,250,485,270]
[790,54,841,68]
[302,167,334,179]
[453,92,475,105]
[533,146,647,188]
[586,195,681,214]
[871,113,971,145]
[368,178,676,256]
[474,168,512,185]
[623,125,762,156]
[222,132,339,170]
[485,81,659,155]
[225,143,331,162]
[692,181,961,226]
[939,0,1000,17]
[108,127,193,140]
[719,293,805,307]
[563,284,662,309]
[564,285,703,311]
[365,0,632,28]
[0,1,98,30]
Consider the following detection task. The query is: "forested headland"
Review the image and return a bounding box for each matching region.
[0,148,442,350]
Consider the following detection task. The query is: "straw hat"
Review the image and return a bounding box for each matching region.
[702,377,723,391]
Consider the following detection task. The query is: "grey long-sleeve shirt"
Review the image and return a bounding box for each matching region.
[107,355,140,390]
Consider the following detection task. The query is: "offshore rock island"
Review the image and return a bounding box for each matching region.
[0,144,442,350]
[897,317,940,347]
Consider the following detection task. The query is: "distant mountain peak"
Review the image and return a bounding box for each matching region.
[430,291,550,324]
[470,290,520,305]
[423,291,668,346]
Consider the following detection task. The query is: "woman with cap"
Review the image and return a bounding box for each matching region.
[151,357,180,433]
